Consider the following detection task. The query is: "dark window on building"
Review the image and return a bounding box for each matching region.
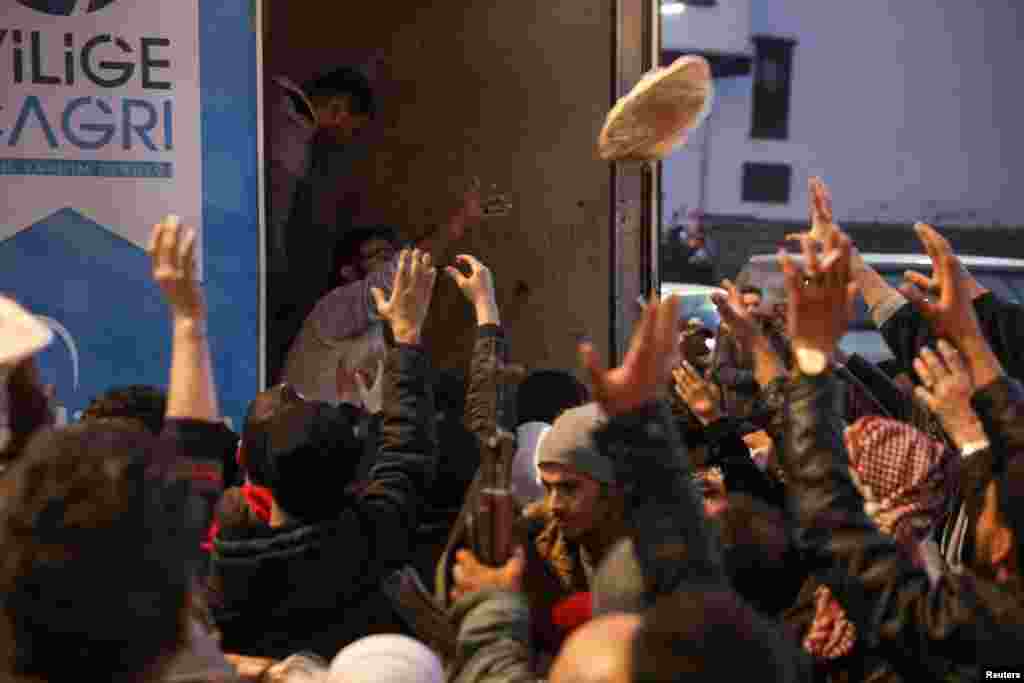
[751,36,795,140]
[742,163,792,204]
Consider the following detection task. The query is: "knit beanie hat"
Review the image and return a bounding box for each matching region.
[535,403,615,485]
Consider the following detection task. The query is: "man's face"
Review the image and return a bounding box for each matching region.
[317,97,370,144]
[539,463,608,541]
[740,292,762,315]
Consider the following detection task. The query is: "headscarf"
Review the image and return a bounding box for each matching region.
[804,416,955,661]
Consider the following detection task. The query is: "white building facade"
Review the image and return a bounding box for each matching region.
[660,0,1024,228]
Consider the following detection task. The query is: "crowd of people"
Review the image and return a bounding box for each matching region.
[1,67,1023,681]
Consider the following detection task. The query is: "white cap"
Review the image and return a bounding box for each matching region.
[512,421,551,503]
[328,635,442,683]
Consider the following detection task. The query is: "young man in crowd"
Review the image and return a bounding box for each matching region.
[710,284,789,424]
[281,225,398,405]
[210,248,444,660]
[280,188,482,402]
[446,294,814,682]
[266,67,376,382]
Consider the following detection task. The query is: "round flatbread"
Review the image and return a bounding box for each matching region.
[598,55,714,162]
[0,296,52,365]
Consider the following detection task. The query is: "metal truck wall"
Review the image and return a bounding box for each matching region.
[266,1,617,376]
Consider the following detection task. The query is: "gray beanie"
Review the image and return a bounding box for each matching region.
[535,402,615,485]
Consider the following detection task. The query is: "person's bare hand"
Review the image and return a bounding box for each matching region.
[710,280,763,353]
[355,359,384,415]
[913,340,987,451]
[900,223,986,347]
[150,215,205,322]
[371,249,437,345]
[779,233,859,375]
[450,546,525,603]
[785,176,837,245]
[446,254,499,323]
[903,268,988,303]
[580,291,679,417]
[673,361,721,425]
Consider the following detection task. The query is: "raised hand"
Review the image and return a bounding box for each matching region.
[779,233,859,375]
[370,249,438,345]
[450,547,525,603]
[785,176,837,245]
[673,361,721,425]
[912,340,987,451]
[710,279,762,353]
[580,291,679,417]
[903,269,988,303]
[445,254,499,324]
[900,223,985,344]
[150,215,204,322]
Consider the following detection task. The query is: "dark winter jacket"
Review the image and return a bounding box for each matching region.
[210,343,439,659]
[781,370,1024,680]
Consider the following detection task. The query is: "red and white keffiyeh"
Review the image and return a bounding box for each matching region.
[805,416,955,661]
[803,584,857,660]
[844,415,955,547]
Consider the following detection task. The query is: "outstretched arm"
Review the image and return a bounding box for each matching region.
[152,216,219,421]
[150,215,227,531]
[779,230,1022,672]
[585,294,726,596]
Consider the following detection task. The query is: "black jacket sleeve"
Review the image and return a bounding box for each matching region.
[160,418,234,531]
[881,292,1024,380]
[703,416,786,509]
[782,371,1024,675]
[594,401,726,600]
[973,293,1024,382]
[971,374,1024,467]
[354,342,440,572]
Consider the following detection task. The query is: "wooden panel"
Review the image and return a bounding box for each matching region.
[266,0,617,376]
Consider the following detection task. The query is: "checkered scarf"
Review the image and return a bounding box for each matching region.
[802,584,857,661]
[804,416,954,662]
[844,415,955,547]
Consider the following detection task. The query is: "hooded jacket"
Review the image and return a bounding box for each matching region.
[210,343,438,659]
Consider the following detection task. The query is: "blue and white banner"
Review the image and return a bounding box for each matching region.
[0,0,260,428]
[2,0,203,252]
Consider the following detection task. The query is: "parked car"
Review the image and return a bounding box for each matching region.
[659,282,725,331]
[737,253,1024,364]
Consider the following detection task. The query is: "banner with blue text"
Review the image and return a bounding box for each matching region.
[0,0,260,429]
